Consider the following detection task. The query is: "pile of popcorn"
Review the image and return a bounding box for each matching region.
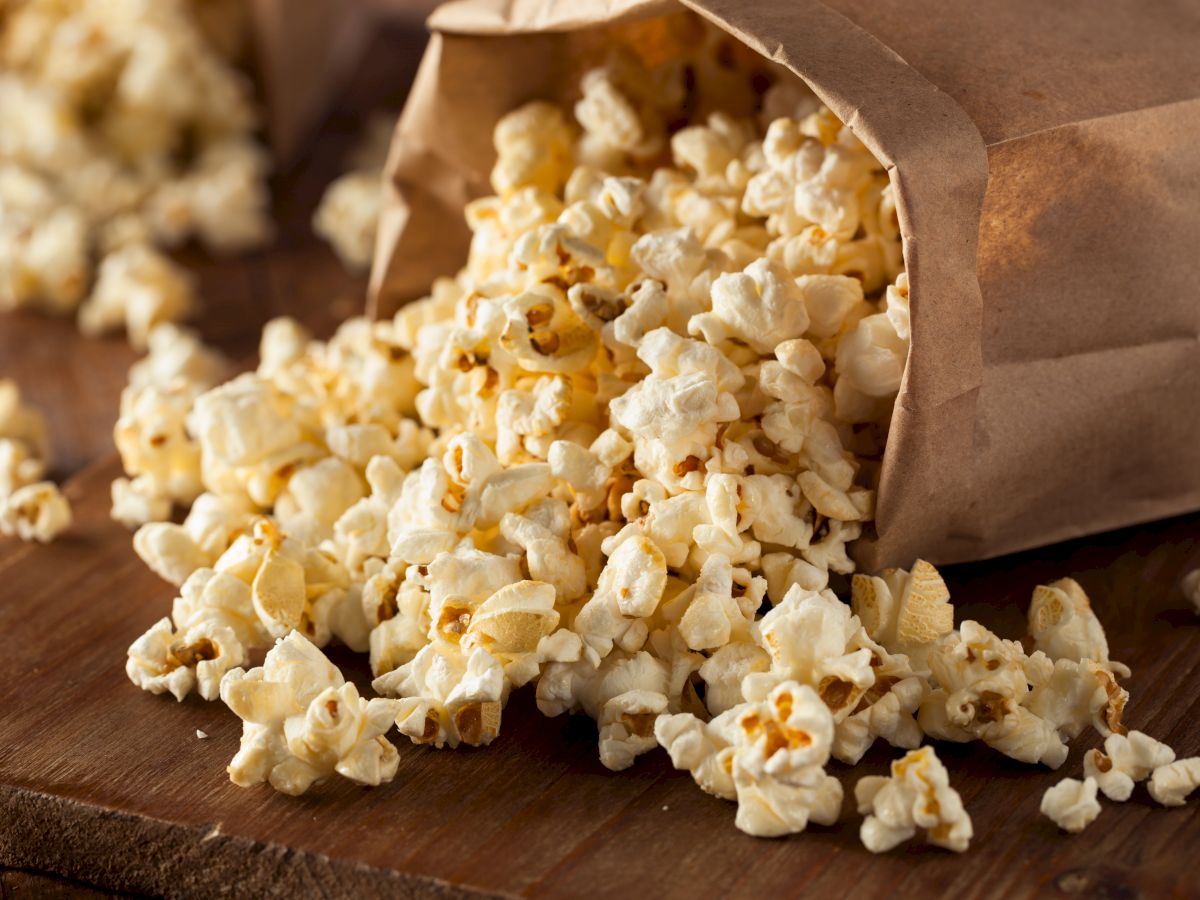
[0,379,71,542]
[0,0,272,347]
[113,42,1198,845]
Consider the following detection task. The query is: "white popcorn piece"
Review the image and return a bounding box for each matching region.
[855,746,972,853]
[657,681,842,838]
[748,586,876,723]
[111,475,172,528]
[851,559,954,668]
[0,378,51,463]
[460,580,560,686]
[373,643,506,750]
[127,324,230,395]
[690,258,810,353]
[574,535,668,661]
[1,480,71,543]
[1083,730,1176,802]
[1028,577,1129,678]
[676,554,759,651]
[1147,757,1200,807]
[77,243,195,349]
[1040,777,1102,833]
[222,633,401,795]
[314,170,383,272]
[126,616,244,701]
[1024,656,1128,741]
[918,621,1070,768]
[0,438,44,498]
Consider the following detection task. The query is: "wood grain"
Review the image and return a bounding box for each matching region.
[2,19,1199,900]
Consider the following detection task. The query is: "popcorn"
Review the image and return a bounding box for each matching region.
[574,535,668,662]
[314,171,383,273]
[1040,777,1102,833]
[1083,730,1175,802]
[1,480,71,543]
[656,681,842,837]
[851,559,953,665]
[126,616,244,702]
[221,633,402,795]
[747,586,876,722]
[855,746,972,853]
[111,475,172,528]
[0,0,271,341]
[918,621,1070,768]
[99,31,1086,838]
[1028,578,1129,677]
[689,258,810,353]
[0,378,51,468]
[1147,757,1200,807]
[77,243,195,349]
[373,643,506,750]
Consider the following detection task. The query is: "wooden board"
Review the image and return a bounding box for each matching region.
[2,21,1200,900]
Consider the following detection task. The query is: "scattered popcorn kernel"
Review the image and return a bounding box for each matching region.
[1,480,71,542]
[314,170,384,273]
[1028,578,1129,677]
[77,243,195,349]
[127,616,244,701]
[856,746,972,853]
[221,632,402,794]
[658,681,842,838]
[1040,777,1101,833]
[1147,757,1200,807]
[1083,730,1175,801]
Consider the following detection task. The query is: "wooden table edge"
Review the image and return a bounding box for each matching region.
[0,782,511,900]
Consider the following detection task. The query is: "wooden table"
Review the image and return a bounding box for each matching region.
[2,25,1198,900]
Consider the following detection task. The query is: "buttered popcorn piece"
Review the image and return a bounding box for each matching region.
[1,480,71,542]
[657,681,842,838]
[126,616,244,701]
[1028,578,1129,677]
[221,632,402,795]
[1041,777,1102,833]
[1083,730,1176,802]
[851,559,954,668]
[1147,757,1200,807]
[918,621,1070,768]
[856,746,973,853]
[0,0,271,338]
[77,243,195,349]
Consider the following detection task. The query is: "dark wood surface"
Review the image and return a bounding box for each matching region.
[2,23,1199,900]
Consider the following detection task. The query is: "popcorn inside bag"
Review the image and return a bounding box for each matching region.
[0,0,272,346]
[115,11,1165,843]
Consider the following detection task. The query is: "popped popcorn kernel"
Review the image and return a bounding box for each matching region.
[1040,777,1101,833]
[1147,757,1200,807]
[221,632,401,795]
[856,746,972,853]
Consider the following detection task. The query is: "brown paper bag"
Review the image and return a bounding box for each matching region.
[370,0,1200,570]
